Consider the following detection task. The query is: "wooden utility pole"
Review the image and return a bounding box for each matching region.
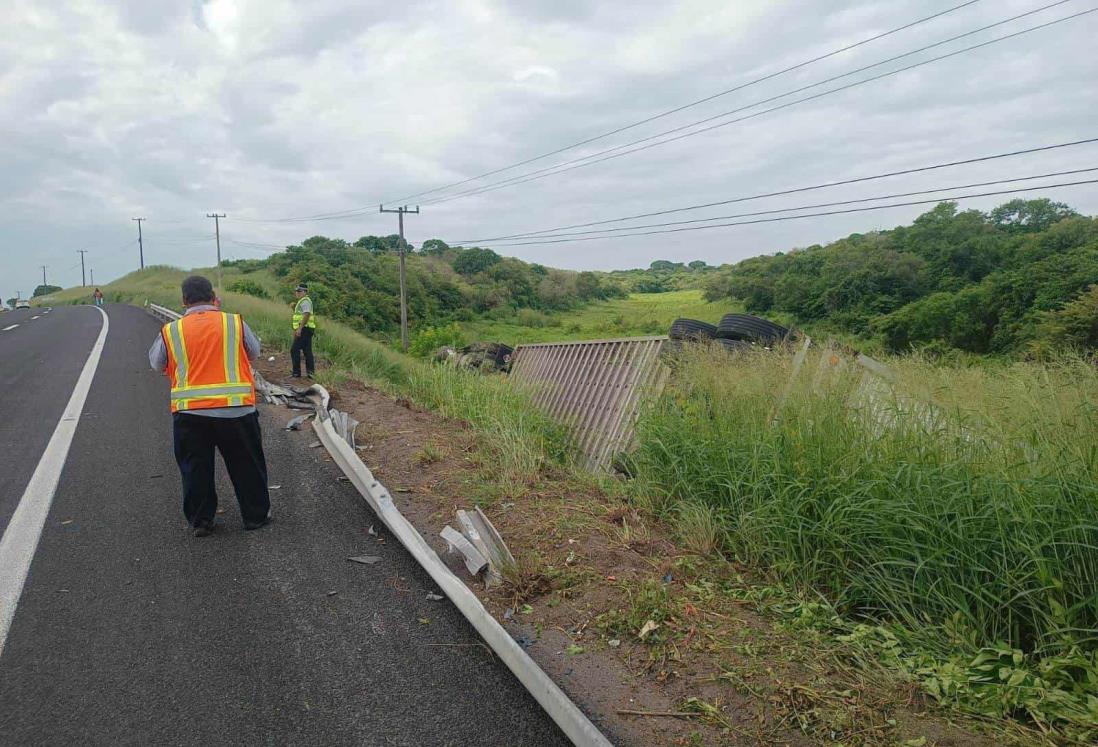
[206,213,226,293]
[379,204,420,352]
[77,250,88,287]
[132,217,145,269]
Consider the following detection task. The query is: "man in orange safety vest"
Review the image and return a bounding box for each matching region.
[148,275,271,537]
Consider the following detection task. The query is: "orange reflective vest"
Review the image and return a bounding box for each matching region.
[162,311,256,413]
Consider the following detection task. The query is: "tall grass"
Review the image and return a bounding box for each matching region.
[630,346,1098,659]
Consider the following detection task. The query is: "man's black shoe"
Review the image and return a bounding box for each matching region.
[244,514,272,531]
[193,520,214,538]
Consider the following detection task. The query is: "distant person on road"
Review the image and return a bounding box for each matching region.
[93,288,104,307]
[290,283,316,379]
[148,275,271,537]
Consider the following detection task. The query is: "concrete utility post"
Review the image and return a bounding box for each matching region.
[132,217,145,269]
[379,204,420,352]
[40,265,47,286]
[206,213,226,294]
[90,269,95,286]
[77,250,88,287]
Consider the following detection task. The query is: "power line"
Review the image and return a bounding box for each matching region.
[474,167,1098,241]
[424,4,1094,207]
[475,178,1098,247]
[231,0,989,224]
[456,137,1098,243]
[384,0,989,206]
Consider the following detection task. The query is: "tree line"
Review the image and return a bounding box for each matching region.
[702,199,1098,354]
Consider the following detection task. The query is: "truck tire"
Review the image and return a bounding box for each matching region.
[716,314,788,344]
[670,318,718,341]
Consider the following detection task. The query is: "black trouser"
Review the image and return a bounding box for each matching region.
[172,411,271,527]
[291,327,315,376]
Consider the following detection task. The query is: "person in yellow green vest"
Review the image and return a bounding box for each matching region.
[291,283,317,378]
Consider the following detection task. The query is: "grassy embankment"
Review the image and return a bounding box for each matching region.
[628,345,1098,737]
[44,268,1098,739]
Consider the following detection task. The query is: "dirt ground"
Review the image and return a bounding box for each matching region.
[255,354,1014,747]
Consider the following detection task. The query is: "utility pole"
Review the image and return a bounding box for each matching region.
[206,213,226,294]
[40,265,47,286]
[90,269,95,286]
[379,204,420,352]
[77,250,88,287]
[132,217,145,269]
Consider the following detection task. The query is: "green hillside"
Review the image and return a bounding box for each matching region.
[703,198,1098,355]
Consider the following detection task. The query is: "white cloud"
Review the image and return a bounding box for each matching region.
[0,0,1095,294]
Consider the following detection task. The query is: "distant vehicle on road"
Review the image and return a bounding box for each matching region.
[15,299,31,309]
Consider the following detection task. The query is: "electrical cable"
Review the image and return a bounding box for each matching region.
[466,167,1098,241]
[233,0,991,223]
[425,5,1094,206]
[456,137,1098,242]
[476,177,1098,247]
[384,0,989,206]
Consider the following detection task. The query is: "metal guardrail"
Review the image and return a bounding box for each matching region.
[310,388,613,747]
[510,336,670,472]
[146,301,181,323]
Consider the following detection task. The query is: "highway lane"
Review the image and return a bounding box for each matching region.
[0,303,568,746]
[0,306,102,536]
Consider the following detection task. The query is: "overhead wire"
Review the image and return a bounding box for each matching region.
[475,178,1098,247]
[233,0,990,223]
[455,137,1098,242]
[424,3,1093,206]
[384,0,988,206]
[466,167,1098,241]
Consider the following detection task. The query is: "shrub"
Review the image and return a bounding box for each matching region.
[409,323,467,358]
[227,279,270,299]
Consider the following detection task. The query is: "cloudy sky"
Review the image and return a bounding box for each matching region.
[2,0,1096,296]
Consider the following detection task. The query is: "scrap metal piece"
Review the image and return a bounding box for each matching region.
[472,506,516,569]
[440,525,488,576]
[456,510,502,587]
[347,555,382,565]
[285,413,314,431]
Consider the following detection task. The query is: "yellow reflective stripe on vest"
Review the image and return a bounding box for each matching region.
[170,383,255,400]
[165,320,189,387]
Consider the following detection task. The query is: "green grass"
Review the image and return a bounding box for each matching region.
[459,289,739,346]
[627,345,1098,734]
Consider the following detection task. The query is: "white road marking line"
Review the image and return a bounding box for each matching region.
[30,316,39,320]
[1,325,17,331]
[0,306,109,658]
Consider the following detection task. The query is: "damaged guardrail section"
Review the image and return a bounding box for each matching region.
[143,301,613,746]
[309,394,613,747]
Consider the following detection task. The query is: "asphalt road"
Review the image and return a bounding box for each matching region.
[0,303,568,746]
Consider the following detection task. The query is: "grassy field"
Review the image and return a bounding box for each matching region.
[458,289,744,346]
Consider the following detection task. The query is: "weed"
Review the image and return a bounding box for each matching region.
[414,442,445,465]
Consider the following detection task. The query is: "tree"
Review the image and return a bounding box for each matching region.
[1038,284,1098,350]
[33,284,62,297]
[989,199,1078,234]
[420,238,450,255]
[688,260,708,270]
[452,247,501,275]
